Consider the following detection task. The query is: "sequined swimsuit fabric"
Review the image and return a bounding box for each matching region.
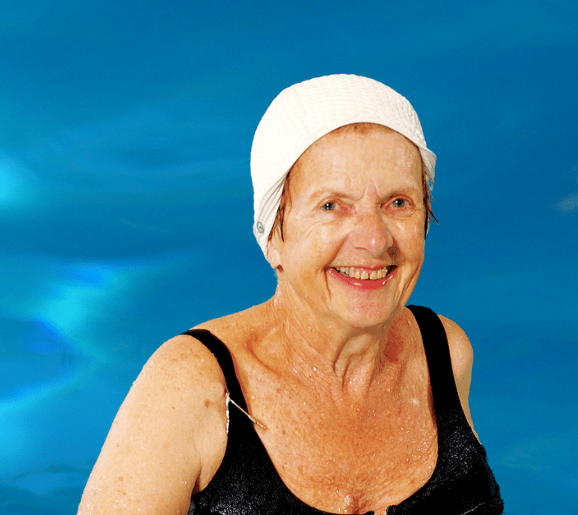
[183,306,503,514]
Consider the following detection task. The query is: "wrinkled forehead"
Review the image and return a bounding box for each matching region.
[293,123,423,173]
[289,123,424,192]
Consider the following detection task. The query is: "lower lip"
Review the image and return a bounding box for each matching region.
[327,267,395,291]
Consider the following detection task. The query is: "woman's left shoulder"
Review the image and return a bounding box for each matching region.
[194,302,272,350]
[437,314,474,379]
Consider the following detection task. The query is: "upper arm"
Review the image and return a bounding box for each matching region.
[78,335,228,515]
[438,315,479,440]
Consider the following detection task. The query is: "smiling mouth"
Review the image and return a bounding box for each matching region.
[333,266,396,280]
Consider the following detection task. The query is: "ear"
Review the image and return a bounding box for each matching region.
[266,233,283,271]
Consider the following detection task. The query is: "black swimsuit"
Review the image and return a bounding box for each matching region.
[184,305,503,514]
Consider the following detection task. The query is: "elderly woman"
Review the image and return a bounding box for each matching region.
[79,75,503,514]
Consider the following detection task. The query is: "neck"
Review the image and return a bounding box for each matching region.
[264,288,408,395]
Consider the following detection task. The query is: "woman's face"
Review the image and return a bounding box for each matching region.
[268,124,426,330]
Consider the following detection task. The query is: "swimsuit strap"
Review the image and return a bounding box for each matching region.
[398,306,504,514]
[406,305,462,417]
[182,329,248,412]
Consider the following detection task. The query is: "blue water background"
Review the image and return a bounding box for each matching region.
[1,1,577,513]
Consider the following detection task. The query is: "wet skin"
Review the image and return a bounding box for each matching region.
[78,124,477,515]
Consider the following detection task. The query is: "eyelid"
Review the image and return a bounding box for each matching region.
[319,197,340,207]
[318,198,348,213]
[384,196,403,206]
[383,195,416,215]
[388,194,414,205]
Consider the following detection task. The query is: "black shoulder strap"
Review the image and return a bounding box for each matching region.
[406,305,462,412]
[181,329,248,411]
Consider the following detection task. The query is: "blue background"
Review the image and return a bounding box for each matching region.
[1,1,577,513]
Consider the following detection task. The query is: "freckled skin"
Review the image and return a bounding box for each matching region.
[78,125,477,515]
[78,336,229,514]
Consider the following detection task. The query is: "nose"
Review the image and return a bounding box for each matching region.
[350,208,393,257]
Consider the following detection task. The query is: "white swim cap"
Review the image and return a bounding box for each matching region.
[250,74,436,257]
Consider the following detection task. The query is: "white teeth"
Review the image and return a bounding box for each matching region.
[335,266,390,280]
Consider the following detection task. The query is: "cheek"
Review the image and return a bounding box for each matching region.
[282,221,344,274]
[398,220,426,259]
[286,210,336,248]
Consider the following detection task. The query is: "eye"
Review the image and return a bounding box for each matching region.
[391,198,407,208]
[322,202,337,211]
[384,196,416,217]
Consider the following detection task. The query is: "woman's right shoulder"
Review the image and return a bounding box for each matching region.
[78,332,229,515]
[130,331,230,421]
[145,331,228,390]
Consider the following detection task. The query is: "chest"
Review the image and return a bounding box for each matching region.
[245,378,438,514]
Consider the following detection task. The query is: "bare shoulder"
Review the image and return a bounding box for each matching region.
[195,302,272,347]
[78,333,228,515]
[438,315,474,382]
[142,332,228,392]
